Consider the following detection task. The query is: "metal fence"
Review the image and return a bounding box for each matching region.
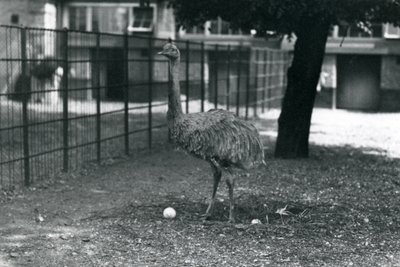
[0,25,291,189]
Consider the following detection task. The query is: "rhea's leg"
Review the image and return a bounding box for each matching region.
[226,174,235,223]
[203,160,222,220]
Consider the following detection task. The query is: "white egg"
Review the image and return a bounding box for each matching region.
[163,207,176,219]
[251,219,262,225]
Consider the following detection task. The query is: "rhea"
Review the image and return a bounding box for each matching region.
[158,42,265,223]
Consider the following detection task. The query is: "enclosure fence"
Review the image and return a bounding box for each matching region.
[0,25,291,189]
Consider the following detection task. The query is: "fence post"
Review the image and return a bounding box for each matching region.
[123,33,130,155]
[147,37,153,149]
[279,52,288,107]
[262,50,267,113]
[245,47,251,120]
[253,49,259,117]
[267,52,273,110]
[332,87,337,110]
[330,53,336,109]
[214,44,219,109]
[200,42,205,112]
[20,27,30,186]
[61,28,69,172]
[167,61,172,142]
[226,45,231,111]
[236,44,242,116]
[95,32,101,162]
[185,40,189,113]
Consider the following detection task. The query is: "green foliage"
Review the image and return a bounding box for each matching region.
[170,0,400,36]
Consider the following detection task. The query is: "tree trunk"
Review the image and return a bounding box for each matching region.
[275,20,330,158]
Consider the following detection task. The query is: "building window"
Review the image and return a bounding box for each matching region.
[180,17,247,36]
[384,24,400,39]
[92,7,129,33]
[66,4,155,33]
[11,14,19,24]
[128,7,154,32]
[69,6,87,31]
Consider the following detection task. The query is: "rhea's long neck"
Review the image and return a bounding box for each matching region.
[167,58,183,120]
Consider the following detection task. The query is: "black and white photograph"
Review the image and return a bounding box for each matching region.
[0,0,400,266]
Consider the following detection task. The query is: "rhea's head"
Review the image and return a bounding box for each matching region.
[158,42,180,61]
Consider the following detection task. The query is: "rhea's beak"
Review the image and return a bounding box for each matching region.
[158,51,165,55]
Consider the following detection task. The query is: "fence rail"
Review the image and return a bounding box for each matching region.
[0,25,291,189]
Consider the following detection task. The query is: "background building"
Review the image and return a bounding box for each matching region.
[1,0,280,104]
[283,23,400,111]
[2,0,399,110]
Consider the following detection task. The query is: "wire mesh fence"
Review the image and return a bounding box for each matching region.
[0,25,291,189]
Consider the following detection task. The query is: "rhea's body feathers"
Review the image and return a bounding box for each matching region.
[169,109,264,170]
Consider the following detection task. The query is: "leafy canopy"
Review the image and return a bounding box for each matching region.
[170,0,400,36]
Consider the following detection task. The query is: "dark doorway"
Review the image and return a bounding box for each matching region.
[106,49,125,101]
[337,55,381,110]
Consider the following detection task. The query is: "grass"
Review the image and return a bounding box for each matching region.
[0,108,399,266]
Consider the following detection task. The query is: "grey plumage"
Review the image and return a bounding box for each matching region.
[159,42,264,222]
[170,109,264,169]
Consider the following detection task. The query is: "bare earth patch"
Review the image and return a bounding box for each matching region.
[1,108,400,266]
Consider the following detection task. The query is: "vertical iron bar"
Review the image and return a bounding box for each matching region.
[332,87,337,109]
[147,37,153,149]
[331,54,336,110]
[61,28,69,172]
[267,52,273,110]
[262,49,267,113]
[236,45,242,116]
[200,42,205,112]
[167,61,172,142]
[245,48,251,120]
[281,52,289,107]
[123,33,130,154]
[185,40,189,113]
[254,49,259,117]
[226,45,231,111]
[21,27,30,186]
[214,44,219,109]
[95,32,101,161]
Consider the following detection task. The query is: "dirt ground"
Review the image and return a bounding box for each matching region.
[1,109,400,267]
